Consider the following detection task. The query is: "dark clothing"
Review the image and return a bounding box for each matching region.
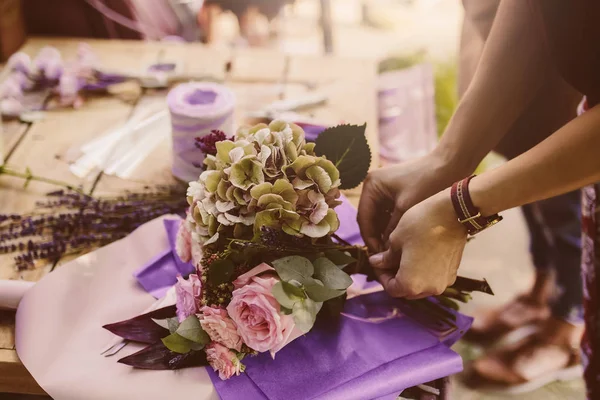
[530,1,600,107]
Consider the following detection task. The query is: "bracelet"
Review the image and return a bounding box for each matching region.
[450,175,502,235]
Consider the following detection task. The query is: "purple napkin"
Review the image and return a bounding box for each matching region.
[133,219,195,298]
[207,292,468,400]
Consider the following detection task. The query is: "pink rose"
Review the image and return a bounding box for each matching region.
[205,342,244,380]
[232,262,274,289]
[227,276,295,354]
[175,274,202,322]
[199,306,243,351]
[175,221,192,263]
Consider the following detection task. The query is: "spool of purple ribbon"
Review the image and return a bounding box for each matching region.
[167,82,236,182]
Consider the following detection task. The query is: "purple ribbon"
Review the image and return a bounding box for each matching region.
[133,219,195,298]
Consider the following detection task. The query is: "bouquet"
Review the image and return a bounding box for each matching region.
[104,120,374,379]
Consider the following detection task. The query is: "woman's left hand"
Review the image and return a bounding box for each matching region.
[368,189,468,299]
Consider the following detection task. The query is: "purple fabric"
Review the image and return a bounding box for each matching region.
[298,123,327,143]
[207,291,468,400]
[133,219,195,298]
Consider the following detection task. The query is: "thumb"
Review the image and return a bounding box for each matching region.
[369,247,400,270]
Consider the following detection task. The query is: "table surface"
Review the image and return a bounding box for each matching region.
[0,37,378,395]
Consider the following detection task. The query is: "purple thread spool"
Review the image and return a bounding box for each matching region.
[167,82,235,182]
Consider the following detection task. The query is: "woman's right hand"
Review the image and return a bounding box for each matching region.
[357,152,465,253]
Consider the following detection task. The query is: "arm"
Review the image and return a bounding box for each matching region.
[472,104,600,215]
[436,0,552,174]
[358,0,554,253]
[370,105,600,298]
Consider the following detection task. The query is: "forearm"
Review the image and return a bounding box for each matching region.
[435,0,551,175]
[470,104,600,216]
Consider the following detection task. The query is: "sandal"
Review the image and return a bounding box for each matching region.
[463,295,550,345]
[466,332,582,394]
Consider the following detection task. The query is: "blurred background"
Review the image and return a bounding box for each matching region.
[0,0,586,398]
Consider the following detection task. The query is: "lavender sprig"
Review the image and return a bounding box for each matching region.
[0,186,188,270]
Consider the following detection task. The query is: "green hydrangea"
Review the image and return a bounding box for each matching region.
[184,120,342,245]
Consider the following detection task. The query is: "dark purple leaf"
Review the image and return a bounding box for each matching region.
[118,342,208,370]
[103,305,176,344]
[450,276,494,295]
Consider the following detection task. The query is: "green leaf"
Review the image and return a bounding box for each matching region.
[161,332,204,354]
[314,124,371,190]
[176,316,210,345]
[167,317,180,334]
[280,306,293,315]
[152,317,180,334]
[272,256,314,285]
[325,250,357,268]
[313,257,353,290]
[208,259,235,285]
[305,279,345,302]
[292,299,323,333]
[152,318,169,330]
[272,281,304,309]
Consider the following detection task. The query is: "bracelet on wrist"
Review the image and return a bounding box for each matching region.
[450,175,502,235]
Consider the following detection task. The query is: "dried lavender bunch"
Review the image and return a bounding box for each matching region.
[0,185,188,270]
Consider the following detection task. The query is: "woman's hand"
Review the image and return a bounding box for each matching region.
[368,190,468,298]
[357,152,466,253]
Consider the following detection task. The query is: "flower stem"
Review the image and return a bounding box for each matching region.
[0,165,90,196]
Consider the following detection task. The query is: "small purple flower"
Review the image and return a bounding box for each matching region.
[195,130,233,156]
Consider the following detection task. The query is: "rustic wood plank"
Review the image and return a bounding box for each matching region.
[229,48,287,82]
[1,120,29,161]
[0,349,45,395]
[91,93,179,195]
[159,43,232,82]
[0,311,15,350]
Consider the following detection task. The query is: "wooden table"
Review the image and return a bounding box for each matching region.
[0,37,378,395]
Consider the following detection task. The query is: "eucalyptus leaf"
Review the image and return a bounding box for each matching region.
[208,259,235,285]
[313,257,353,290]
[176,316,210,345]
[292,298,323,333]
[314,124,371,190]
[272,281,300,309]
[280,306,293,315]
[167,317,180,334]
[282,280,306,297]
[272,256,314,285]
[305,280,345,302]
[325,250,357,268]
[161,332,200,354]
[151,317,180,334]
[152,318,169,330]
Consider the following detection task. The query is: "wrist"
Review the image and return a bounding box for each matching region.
[431,143,478,180]
[449,175,503,235]
[430,188,467,233]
